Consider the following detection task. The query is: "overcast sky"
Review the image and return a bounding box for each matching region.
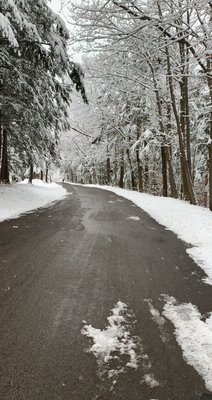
[48,0,82,62]
[48,0,62,14]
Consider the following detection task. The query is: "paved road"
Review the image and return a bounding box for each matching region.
[1,184,212,400]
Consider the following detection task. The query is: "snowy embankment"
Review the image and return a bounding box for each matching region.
[0,179,66,222]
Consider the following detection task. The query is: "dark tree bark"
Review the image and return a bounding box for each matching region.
[126,148,136,190]
[40,170,44,181]
[45,165,48,183]
[148,60,168,197]
[113,144,118,185]
[166,46,196,204]
[106,157,111,184]
[166,146,178,198]
[136,122,143,192]
[206,61,212,211]
[0,111,2,164]
[161,145,168,197]
[29,163,33,183]
[0,129,10,183]
[143,140,149,191]
[119,151,124,188]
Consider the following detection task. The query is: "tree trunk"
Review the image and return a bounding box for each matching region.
[113,144,118,185]
[143,140,149,191]
[166,46,196,204]
[0,110,2,164]
[119,151,124,188]
[40,170,43,181]
[0,129,10,183]
[148,60,168,197]
[29,163,33,184]
[136,122,143,191]
[161,145,168,197]
[203,172,209,207]
[209,133,212,211]
[206,63,212,211]
[179,53,192,175]
[126,148,136,190]
[166,146,178,198]
[45,165,48,183]
[165,99,178,198]
[106,157,111,184]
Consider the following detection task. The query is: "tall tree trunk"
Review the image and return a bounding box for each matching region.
[126,148,136,190]
[136,122,143,192]
[166,146,178,198]
[179,41,192,175]
[166,99,178,198]
[40,170,43,181]
[148,60,168,197]
[203,172,209,207]
[0,110,2,165]
[113,144,118,185]
[119,150,124,188]
[45,165,48,183]
[206,61,212,211]
[29,163,33,184]
[0,129,9,183]
[161,145,168,197]
[143,140,149,191]
[166,46,196,204]
[106,157,111,184]
[92,165,97,184]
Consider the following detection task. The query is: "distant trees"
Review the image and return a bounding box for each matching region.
[64,0,212,210]
[0,0,86,183]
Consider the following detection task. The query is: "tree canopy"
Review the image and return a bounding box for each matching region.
[0,0,86,182]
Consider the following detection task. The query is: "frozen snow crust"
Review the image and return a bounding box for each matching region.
[0,179,66,222]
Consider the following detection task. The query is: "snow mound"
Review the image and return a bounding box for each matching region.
[0,179,66,222]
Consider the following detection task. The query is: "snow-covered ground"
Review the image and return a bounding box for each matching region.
[0,179,66,222]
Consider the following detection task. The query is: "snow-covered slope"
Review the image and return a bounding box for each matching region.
[0,179,66,222]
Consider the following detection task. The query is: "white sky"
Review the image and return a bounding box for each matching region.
[48,0,82,62]
[48,0,62,14]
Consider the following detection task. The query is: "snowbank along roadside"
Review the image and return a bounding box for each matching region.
[0,179,66,222]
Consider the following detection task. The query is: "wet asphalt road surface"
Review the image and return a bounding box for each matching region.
[1,183,212,400]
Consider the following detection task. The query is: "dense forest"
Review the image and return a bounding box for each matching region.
[0,0,86,184]
[2,1,212,211]
[61,0,212,211]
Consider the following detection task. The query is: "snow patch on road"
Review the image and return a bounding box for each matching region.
[82,301,161,387]
[163,296,212,391]
[0,179,66,222]
[82,301,139,379]
[126,216,140,221]
[145,299,168,343]
[145,299,165,327]
[142,373,160,388]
